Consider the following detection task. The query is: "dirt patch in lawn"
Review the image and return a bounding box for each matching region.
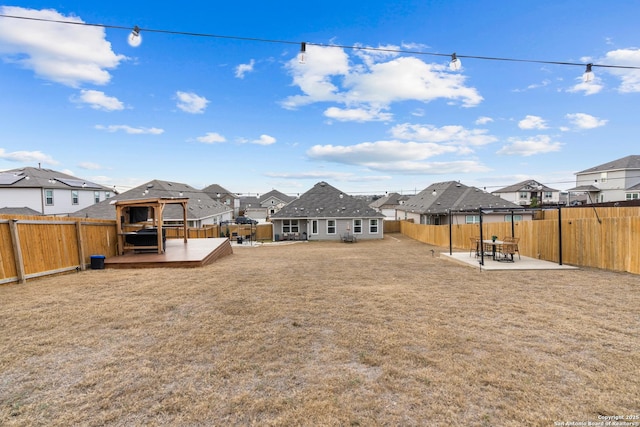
[1,234,638,426]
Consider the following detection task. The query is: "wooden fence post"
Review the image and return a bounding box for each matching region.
[9,219,26,284]
[76,220,86,271]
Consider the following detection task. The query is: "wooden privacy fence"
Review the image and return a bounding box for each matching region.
[0,216,276,284]
[0,215,118,285]
[400,206,640,275]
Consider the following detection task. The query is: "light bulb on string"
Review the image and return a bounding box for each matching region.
[298,42,306,64]
[583,63,594,83]
[128,25,142,47]
[449,52,461,71]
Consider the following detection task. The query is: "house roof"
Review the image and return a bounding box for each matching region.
[259,189,295,204]
[576,155,640,174]
[73,180,232,220]
[369,192,411,209]
[0,206,43,216]
[400,181,522,215]
[0,166,112,191]
[270,181,385,219]
[566,185,600,192]
[493,179,558,193]
[201,183,237,199]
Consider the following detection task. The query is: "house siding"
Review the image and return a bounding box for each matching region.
[273,217,383,241]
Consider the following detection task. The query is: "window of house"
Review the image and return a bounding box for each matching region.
[311,220,318,234]
[45,189,54,206]
[600,172,608,183]
[369,219,379,233]
[504,214,523,222]
[544,192,552,199]
[327,219,336,234]
[94,191,100,203]
[282,219,299,233]
[71,190,79,205]
[353,219,362,233]
[519,192,528,199]
[105,191,111,198]
[466,215,480,224]
[626,193,639,200]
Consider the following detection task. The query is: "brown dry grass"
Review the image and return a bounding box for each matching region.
[1,234,638,426]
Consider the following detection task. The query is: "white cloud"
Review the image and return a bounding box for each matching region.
[308,140,459,165]
[565,113,607,129]
[497,135,562,156]
[0,148,59,164]
[601,48,640,93]
[72,90,124,111]
[324,106,392,122]
[251,134,276,145]
[568,78,603,95]
[235,59,255,79]
[196,132,226,144]
[95,125,164,135]
[78,162,103,170]
[475,116,494,125]
[518,115,548,130]
[282,45,482,118]
[264,170,387,182]
[176,91,209,114]
[390,123,497,146]
[0,6,125,87]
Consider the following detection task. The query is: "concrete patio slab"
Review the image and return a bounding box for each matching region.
[440,251,579,271]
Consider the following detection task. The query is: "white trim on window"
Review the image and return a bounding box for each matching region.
[327,219,336,234]
[369,219,379,233]
[45,189,54,206]
[353,219,362,234]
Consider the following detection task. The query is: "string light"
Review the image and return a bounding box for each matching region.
[583,63,594,82]
[128,25,141,47]
[2,13,639,77]
[299,42,306,64]
[449,52,461,71]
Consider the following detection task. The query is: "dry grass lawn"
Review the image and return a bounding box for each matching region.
[1,234,638,426]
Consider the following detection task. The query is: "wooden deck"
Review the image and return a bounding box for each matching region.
[104,238,233,269]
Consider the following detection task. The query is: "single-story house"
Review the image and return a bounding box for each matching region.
[270,181,385,241]
[74,179,233,227]
[397,181,531,225]
[369,192,412,220]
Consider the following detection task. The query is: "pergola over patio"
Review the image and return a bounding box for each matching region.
[114,197,189,255]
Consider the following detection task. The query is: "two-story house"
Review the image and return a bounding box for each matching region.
[492,180,560,207]
[0,166,114,216]
[568,155,640,203]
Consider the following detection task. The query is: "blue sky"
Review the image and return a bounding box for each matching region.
[1,1,639,196]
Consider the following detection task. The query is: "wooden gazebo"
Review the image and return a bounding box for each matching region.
[115,197,189,255]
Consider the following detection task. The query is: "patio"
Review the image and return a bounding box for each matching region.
[441,251,579,271]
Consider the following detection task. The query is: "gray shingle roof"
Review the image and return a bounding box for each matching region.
[493,179,558,193]
[259,189,295,204]
[576,155,640,174]
[73,179,232,220]
[369,192,411,209]
[0,166,111,190]
[271,181,384,219]
[401,181,522,214]
[0,207,43,216]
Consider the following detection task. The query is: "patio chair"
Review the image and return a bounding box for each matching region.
[502,236,521,259]
[469,237,480,257]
